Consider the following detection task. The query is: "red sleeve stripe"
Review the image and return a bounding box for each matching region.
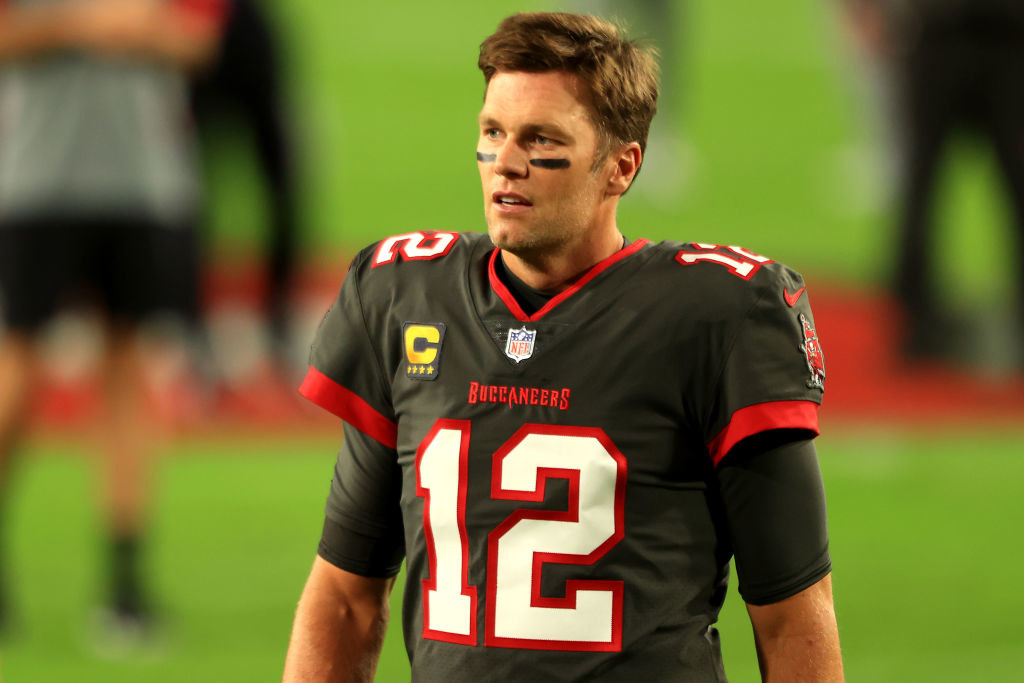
[707,400,820,466]
[299,366,398,449]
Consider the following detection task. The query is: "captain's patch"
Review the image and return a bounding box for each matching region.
[403,322,446,380]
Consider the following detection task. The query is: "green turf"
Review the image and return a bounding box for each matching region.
[1,437,334,682]
[2,430,1022,681]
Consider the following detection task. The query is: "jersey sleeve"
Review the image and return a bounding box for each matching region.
[716,435,831,604]
[704,268,824,465]
[318,421,405,578]
[299,252,397,448]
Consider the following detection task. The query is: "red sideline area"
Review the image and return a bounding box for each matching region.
[21,261,1024,438]
[812,286,1024,428]
[25,257,346,439]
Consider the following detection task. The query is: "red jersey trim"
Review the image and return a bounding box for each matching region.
[299,366,398,449]
[707,400,820,466]
[488,239,651,322]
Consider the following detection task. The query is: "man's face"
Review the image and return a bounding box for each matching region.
[477,70,612,258]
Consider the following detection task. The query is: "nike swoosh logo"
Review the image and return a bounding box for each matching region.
[784,286,806,307]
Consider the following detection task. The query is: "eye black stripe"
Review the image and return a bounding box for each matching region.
[529,158,570,169]
[476,152,497,162]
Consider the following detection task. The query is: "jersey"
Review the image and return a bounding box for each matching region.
[300,231,826,682]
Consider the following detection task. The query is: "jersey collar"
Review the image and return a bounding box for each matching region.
[487,239,650,322]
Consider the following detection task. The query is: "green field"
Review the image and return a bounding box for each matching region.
[2,432,1022,681]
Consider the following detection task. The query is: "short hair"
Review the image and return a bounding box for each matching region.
[478,12,660,161]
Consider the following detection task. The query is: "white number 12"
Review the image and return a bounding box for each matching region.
[416,420,627,651]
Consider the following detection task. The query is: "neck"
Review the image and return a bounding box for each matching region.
[501,223,624,292]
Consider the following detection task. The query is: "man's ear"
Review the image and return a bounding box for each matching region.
[606,142,642,196]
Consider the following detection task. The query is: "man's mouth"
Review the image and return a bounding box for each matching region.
[493,192,532,207]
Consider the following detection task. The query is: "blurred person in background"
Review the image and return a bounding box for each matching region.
[835,0,902,211]
[0,0,225,641]
[847,0,1024,363]
[190,0,301,378]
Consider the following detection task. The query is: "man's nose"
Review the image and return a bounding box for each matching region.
[494,140,528,178]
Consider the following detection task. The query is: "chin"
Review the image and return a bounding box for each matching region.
[487,217,562,254]
[489,229,532,253]
[486,221,524,249]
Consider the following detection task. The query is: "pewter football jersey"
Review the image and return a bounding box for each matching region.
[300,231,825,681]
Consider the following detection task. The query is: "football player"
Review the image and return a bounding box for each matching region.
[284,12,842,682]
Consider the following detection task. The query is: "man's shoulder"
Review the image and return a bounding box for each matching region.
[338,230,489,322]
[348,230,489,280]
[636,240,808,314]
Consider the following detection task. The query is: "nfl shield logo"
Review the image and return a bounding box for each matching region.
[504,326,537,363]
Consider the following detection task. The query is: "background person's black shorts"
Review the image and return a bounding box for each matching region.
[0,213,199,333]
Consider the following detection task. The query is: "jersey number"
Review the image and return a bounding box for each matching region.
[372,231,459,267]
[416,420,627,651]
[675,242,772,280]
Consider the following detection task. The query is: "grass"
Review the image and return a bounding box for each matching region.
[2,430,1022,681]
[1,437,330,682]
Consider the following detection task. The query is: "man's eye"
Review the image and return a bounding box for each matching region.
[486,129,500,139]
[536,135,553,145]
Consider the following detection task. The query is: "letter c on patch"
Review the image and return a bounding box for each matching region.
[402,322,446,381]
[405,324,440,364]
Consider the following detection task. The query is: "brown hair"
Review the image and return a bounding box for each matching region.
[478,12,660,162]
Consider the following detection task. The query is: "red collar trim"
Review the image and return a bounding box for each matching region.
[488,239,650,322]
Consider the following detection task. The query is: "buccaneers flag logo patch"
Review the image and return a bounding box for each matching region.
[799,314,825,390]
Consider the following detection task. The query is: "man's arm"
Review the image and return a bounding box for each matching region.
[0,2,78,60]
[715,434,841,680]
[746,573,843,682]
[0,0,223,69]
[283,556,396,683]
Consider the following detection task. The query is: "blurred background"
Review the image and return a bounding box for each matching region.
[1,0,1022,680]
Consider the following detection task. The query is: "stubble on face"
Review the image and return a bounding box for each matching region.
[488,170,600,258]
